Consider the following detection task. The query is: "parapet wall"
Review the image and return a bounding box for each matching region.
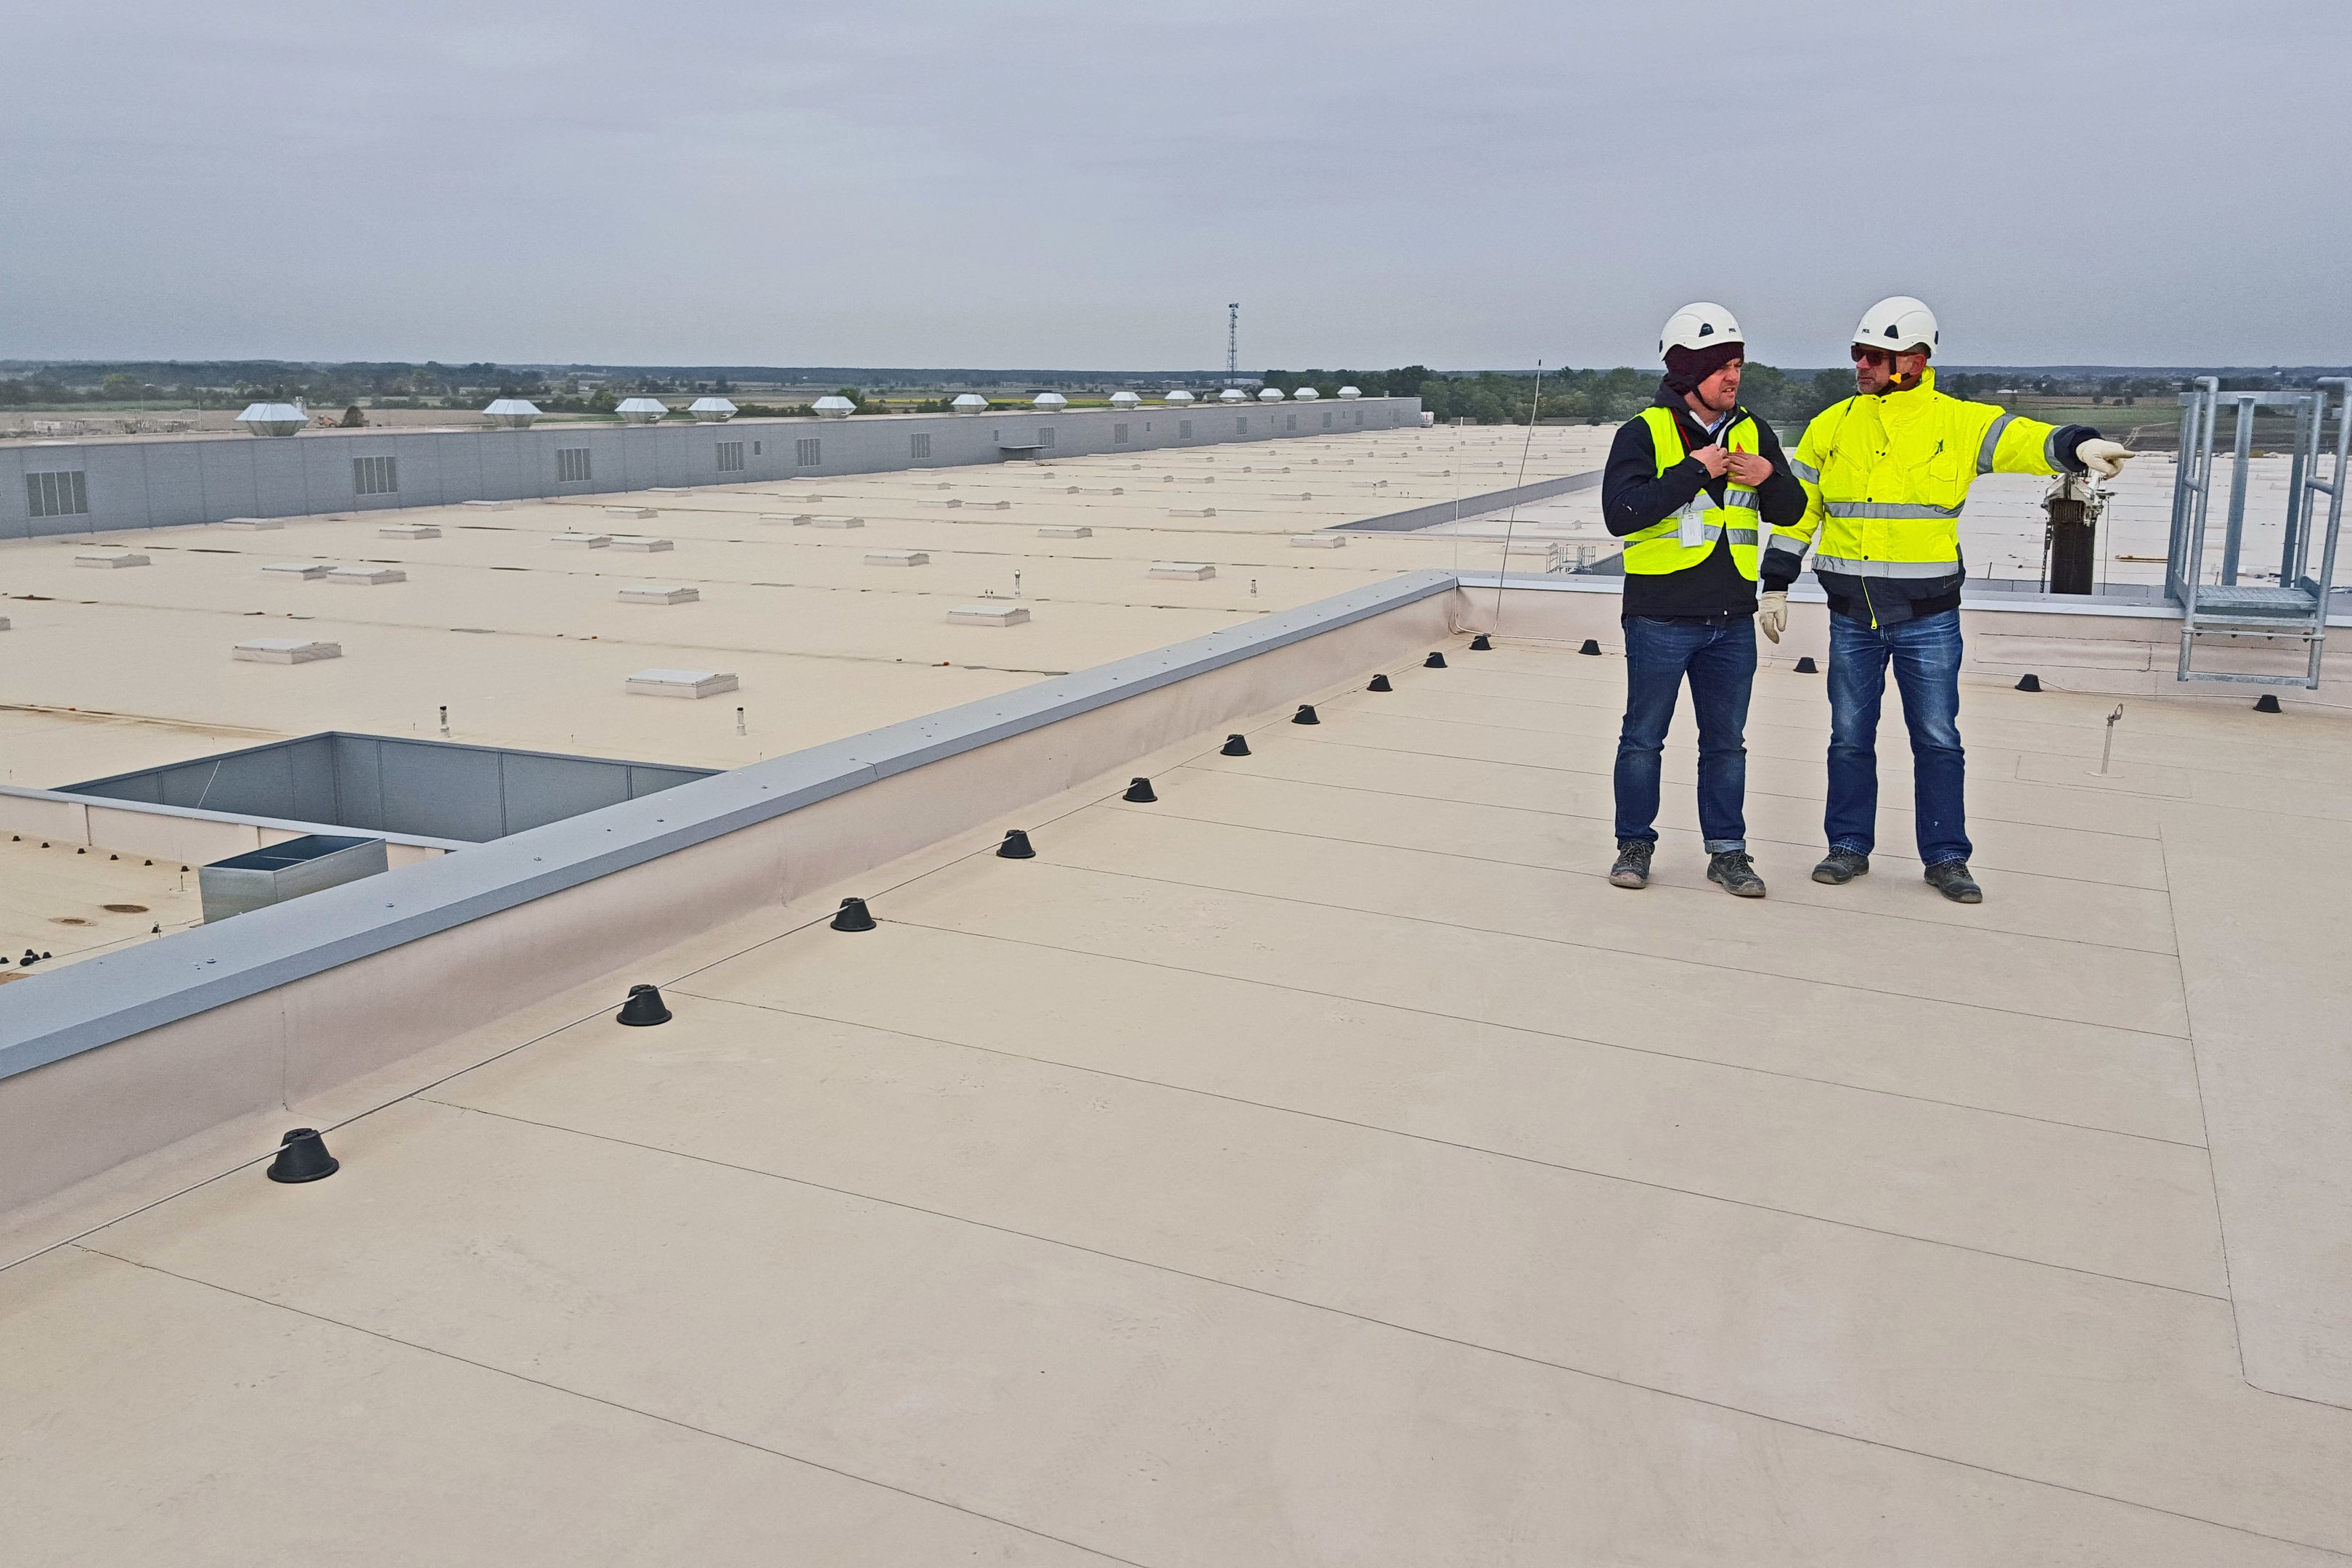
[0,570,1463,1218]
[0,398,1421,539]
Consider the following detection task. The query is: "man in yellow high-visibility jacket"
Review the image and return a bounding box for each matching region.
[1759,296,2133,902]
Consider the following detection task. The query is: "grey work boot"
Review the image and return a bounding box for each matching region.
[1707,850,1767,899]
[1811,850,1870,885]
[1609,838,1654,889]
[1924,859,1983,904]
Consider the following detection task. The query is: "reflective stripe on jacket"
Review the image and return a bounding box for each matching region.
[1768,367,2061,579]
[1624,406,1761,579]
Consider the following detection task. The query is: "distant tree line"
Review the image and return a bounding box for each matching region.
[1262,365,1858,429]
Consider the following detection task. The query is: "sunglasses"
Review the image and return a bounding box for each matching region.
[1850,346,1895,367]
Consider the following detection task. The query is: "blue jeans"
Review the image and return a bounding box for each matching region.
[1614,616,1755,852]
[1825,608,1970,866]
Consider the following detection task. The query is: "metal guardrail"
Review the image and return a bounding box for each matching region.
[2167,377,2350,687]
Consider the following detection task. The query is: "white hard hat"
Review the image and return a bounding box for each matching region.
[1658,302,1743,360]
[1853,295,1939,356]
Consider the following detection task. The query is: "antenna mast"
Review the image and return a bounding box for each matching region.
[1226,303,1240,383]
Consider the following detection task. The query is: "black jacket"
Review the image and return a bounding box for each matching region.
[1601,382,1807,619]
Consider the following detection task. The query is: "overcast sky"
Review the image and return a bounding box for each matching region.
[9,1,2345,370]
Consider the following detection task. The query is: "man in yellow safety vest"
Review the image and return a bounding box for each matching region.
[1602,303,1808,898]
[1758,295,2133,902]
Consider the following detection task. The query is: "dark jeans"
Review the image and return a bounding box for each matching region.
[1614,616,1756,852]
[1825,607,1970,866]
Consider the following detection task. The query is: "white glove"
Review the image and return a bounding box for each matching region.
[2075,438,2134,479]
[1757,591,1787,644]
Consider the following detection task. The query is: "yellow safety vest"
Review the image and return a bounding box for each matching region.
[1769,367,2063,580]
[1622,406,1763,579]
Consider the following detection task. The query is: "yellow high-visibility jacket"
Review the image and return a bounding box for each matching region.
[1765,369,2070,602]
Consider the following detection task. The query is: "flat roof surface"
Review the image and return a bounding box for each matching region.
[0,837,198,980]
[1,427,1598,787]
[8,635,2348,1563]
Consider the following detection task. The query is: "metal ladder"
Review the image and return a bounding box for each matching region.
[2168,376,2351,687]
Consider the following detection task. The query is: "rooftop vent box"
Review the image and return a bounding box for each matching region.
[618,585,698,605]
[1293,387,1320,401]
[865,550,928,566]
[1164,389,1196,405]
[75,551,150,569]
[814,396,856,419]
[200,833,388,923]
[1032,393,1069,412]
[688,396,736,422]
[234,637,342,663]
[1291,533,1347,548]
[1150,562,1216,580]
[326,565,405,585]
[1109,391,1143,410]
[1038,524,1093,538]
[482,398,542,428]
[262,561,330,579]
[607,535,673,552]
[951,393,989,414]
[220,516,283,531]
[616,397,668,425]
[1337,386,1362,399]
[379,523,440,539]
[236,402,307,437]
[1257,388,1286,402]
[947,604,1030,626]
[626,668,738,698]
[1219,389,1249,404]
[551,532,611,548]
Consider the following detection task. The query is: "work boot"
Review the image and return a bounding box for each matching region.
[1707,851,1767,899]
[1608,838,1654,889]
[1811,850,1870,885]
[1924,860,1983,904]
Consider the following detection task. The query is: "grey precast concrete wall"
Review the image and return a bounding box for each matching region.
[0,398,1424,539]
[63,732,713,844]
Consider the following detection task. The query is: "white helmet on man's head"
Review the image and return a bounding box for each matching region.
[1853,295,1939,356]
[1658,302,1743,361]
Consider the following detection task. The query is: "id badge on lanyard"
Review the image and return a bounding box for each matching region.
[1682,412,1726,547]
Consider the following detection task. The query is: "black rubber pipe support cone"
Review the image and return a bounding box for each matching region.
[1367,674,1392,693]
[1469,633,1493,651]
[2015,674,2042,693]
[1220,734,1251,756]
[1292,704,1320,725]
[831,897,878,932]
[1577,639,1602,656]
[616,983,671,1026]
[997,829,1037,858]
[2255,693,2282,713]
[1424,652,1447,669]
[266,1127,339,1184]
[1123,777,1158,803]
[1794,656,1818,674]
